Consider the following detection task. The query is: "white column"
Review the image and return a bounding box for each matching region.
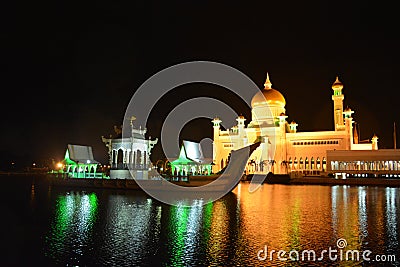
[112,150,117,166]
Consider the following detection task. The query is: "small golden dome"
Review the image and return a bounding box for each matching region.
[251,73,286,107]
[332,76,343,90]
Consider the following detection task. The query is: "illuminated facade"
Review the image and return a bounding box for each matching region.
[101,116,158,179]
[62,144,103,178]
[170,140,212,176]
[212,74,377,176]
[327,148,400,178]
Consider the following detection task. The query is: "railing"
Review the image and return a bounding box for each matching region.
[160,174,190,182]
[51,172,106,179]
[111,163,151,170]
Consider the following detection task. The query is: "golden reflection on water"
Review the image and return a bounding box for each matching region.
[208,200,229,262]
[234,184,334,251]
[229,183,399,265]
[44,184,399,266]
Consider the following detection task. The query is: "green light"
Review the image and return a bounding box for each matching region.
[168,204,189,266]
[202,202,213,241]
[334,90,342,96]
[87,193,98,224]
[170,145,212,175]
[89,193,98,208]
[64,149,77,166]
[46,192,99,261]
[46,194,74,259]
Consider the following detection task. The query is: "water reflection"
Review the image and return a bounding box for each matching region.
[43,184,400,266]
[386,188,398,252]
[358,187,368,242]
[97,195,160,266]
[46,192,98,265]
[30,183,35,209]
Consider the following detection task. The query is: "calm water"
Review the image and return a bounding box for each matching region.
[2,175,400,266]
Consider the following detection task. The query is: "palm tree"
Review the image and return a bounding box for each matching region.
[261,160,276,173]
[269,160,276,173]
[281,160,289,174]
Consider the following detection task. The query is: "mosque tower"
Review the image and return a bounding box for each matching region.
[332,76,345,131]
[211,117,222,172]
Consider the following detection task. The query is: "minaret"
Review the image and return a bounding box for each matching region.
[289,121,298,133]
[371,134,379,150]
[236,115,246,137]
[236,115,247,147]
[332,76,345,131]
[353,122,359,144]
[212,117,222,172]
[212,117,221,140]
[277,113,288,174]
[343,107,354,149]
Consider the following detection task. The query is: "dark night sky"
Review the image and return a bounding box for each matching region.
[1,1,399,167]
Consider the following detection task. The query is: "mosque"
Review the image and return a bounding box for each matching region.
[212,74,378,177]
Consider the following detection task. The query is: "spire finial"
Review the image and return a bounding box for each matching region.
[264,72,272,89]
[332,75,343,90]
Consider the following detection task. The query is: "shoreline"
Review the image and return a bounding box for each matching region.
[2,172,400,188]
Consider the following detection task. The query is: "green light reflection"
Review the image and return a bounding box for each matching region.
[46,192,98,264]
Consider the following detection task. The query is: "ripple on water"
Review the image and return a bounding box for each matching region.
[40,184,400,266]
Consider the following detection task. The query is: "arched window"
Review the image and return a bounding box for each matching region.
[322,157,327,171]
[311,157,315,170]
[305,157,309,169]
[317,157,321,170]
[299,157,304,169]
[117,149,124,169]
[143,151,147,168]
[289,157,292,170]
[136,150,142,169]
[294,157,298,170]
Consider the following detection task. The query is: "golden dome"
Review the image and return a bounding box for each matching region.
[332,76,343,90]
[251,73,286,107]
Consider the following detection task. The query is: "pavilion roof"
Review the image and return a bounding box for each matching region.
[64,144,100,165]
